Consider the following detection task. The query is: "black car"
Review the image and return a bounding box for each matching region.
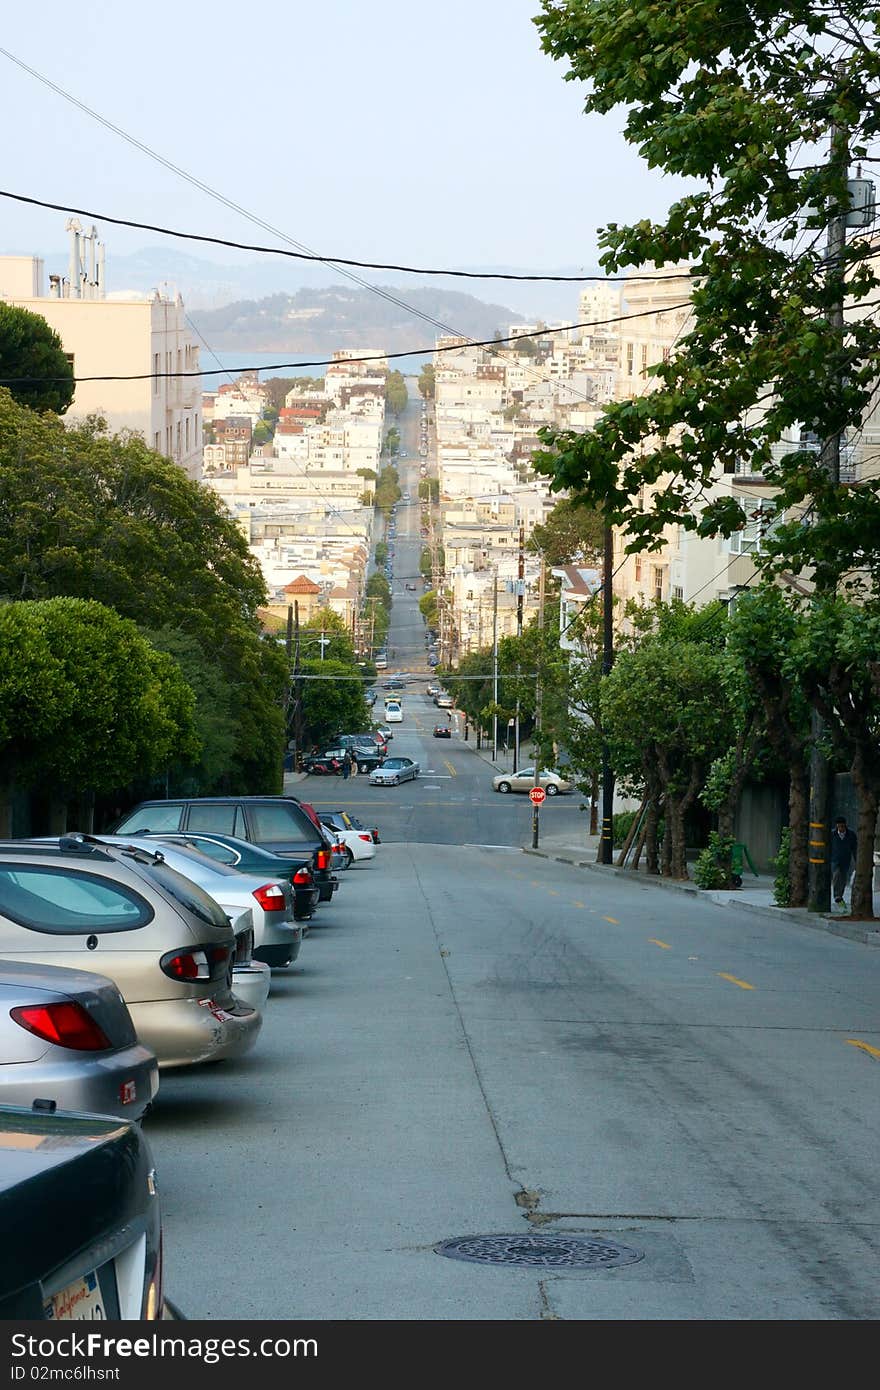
[112,798,340,903]
[433,725,452,738]
[0,1103,177,1320]
[132,831,321,923]
[310,742,386,774]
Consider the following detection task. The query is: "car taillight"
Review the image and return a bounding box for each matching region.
[253,883,286,912]
[358,834,372,843]
[316,848,330,871]
[160,945,229,981]
[292,868,313,886]
[11,1002,112,1052]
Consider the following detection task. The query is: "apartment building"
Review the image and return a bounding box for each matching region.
[0,228,202,480]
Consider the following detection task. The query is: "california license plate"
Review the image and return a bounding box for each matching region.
[44,1269,107,1319]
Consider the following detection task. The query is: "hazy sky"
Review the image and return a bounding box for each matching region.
[0,1,692,279]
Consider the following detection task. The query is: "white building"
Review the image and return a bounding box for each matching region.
[0,226,202,479]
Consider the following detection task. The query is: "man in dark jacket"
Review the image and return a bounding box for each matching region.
[831,817,858,907]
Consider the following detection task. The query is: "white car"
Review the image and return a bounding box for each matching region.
[97,836,302,974]
[369,757,420,786]
[384,702,403,723]
[319,814,377,867]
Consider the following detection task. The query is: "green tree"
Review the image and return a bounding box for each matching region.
[366,573,392,608]
[374,464,401,515]
[528,497,604,567]
[418,478,439,503]
[788,597,880,919]
[375,541,389,568]
[418,364,435,399]
[726,586,812,905]
[252,419,273,446]
[0,390,283,795]
[0,599,200,829]
[384,427,401,457]
[385,370,408,416]
[139,626,238,795]
[533,2,880,592]
[0,304,75,415]
[298,658,370,749]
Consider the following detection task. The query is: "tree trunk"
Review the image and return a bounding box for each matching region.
[644,799,661,874]
[47,798,68,836]
[0,778,12,838]
[850,772,878,920]
[661,806,674,876]
[787,761,810,908]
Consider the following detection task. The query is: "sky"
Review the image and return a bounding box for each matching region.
[0,1,693,296]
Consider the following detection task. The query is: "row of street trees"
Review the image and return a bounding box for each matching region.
[521,1,880,917]
[0,308,289,830]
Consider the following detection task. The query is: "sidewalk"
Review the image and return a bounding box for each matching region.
[524,829,880,948]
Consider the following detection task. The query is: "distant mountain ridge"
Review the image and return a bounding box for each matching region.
[189,285,523,353]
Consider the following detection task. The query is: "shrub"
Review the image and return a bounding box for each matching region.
[612,809,640,848]
[694,832,735,890]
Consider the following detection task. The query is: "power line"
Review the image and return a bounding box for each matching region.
[0,302,693,386]
[0,188,698,286]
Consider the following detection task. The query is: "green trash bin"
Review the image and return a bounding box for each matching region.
[730,841,758,887]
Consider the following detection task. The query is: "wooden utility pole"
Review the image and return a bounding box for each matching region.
[492,568,499,761]
[531,555,546,849]
[292,600,303,770]
[808,78,848,914]
[599,521,615,865]
[514,522,525,773]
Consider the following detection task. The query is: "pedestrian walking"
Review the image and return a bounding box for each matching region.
[342,748,353,781]
[831,816,858,908]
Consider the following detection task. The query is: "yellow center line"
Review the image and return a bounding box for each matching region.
[847,1039,880,1060]
[717,972,755,990]
[603,915,619,925]
[648,938,671,950]
[573,901,586,908]
[530,881,542,887]
[548,890,559,896]
[444,760,457,776]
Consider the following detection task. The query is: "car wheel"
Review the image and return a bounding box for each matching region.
[343,847,354,869]
[393,777,400,785]
[497,781,511,793]
[546,783,559,796]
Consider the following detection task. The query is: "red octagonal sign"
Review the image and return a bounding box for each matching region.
[529,786,546,806]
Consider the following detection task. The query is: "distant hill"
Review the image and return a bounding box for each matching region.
[189,285,523,353]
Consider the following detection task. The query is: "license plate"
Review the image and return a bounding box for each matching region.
[45,1270,107,1320]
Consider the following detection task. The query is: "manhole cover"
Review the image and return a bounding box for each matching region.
[434,1233,644,1270]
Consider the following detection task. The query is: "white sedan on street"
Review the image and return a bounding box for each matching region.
[319,813,377,867]
[369,757,420,786]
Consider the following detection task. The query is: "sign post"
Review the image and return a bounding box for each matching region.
[529,784,546,848]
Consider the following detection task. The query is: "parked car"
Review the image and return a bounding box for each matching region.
[427,684,441,697]
[320,810,381,845]
[0,1102,175,1319]
[330,732,388,756]
[405,582,417,591]
[434,693,454,708]
[97,836,303,972]
[307,743,385,775]
[318,814,377,866]
[433,725,452,738]
[369,757,420,786]
[0,960,159,1122]
[0,835,262,1070]
[112,798,339,904]
[133,832,320,923]
[492,768,574,796]
[384,702,403,723]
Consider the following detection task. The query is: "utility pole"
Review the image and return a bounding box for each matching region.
[531,555,546,849]
[292,601,303,770]
[514,522,525,773]
[599,521,615,865]
[808,81,849,914]
[492,567,499,762]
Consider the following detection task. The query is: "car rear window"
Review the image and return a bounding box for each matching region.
[131,860,230,930]
[180,837,238,866]
[116,804,184,833]
[248,804,316,843]
[0,865,153,934]
[185,805,242,835]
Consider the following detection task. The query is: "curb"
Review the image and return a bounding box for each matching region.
[522,847,880,947]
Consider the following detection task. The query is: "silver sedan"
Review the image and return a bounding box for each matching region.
[0,959,159,1121]
[369,757,420,786]
[492,767,574,796]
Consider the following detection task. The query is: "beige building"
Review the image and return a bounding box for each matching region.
[0,230,202,479]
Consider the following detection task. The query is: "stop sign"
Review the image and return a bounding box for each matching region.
[529,786,546,806]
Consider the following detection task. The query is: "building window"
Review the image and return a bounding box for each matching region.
[673,585,684,601]
[640,343,648,373]
[154,432,161,452]
[653,566,664,602]
[185,418,191,454]
[728,501,783,554]
[634,557,642,582]
[626,343,634,377]
[153,353,160,395]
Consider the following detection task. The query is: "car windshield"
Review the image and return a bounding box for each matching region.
[382,760,406,769]
[0,865,152,934]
